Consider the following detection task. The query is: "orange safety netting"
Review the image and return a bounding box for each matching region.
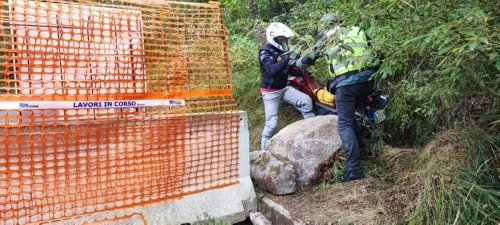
[0,0,239,224]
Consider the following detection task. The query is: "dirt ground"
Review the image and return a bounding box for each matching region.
[263,178,392,224]
[261,148,419,224]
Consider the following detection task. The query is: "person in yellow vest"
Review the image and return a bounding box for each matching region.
[319,13,379,182]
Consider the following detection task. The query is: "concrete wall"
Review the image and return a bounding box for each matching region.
[52,111,256,225]
[136,111,256,224]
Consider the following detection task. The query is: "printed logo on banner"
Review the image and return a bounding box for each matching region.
[169,99,184,105]
[19,103,39,108]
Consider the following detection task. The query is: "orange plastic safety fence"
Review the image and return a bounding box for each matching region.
[0,0,239,224]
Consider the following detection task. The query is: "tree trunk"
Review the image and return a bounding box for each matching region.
[249,0,265,44]
[249,0,260,20]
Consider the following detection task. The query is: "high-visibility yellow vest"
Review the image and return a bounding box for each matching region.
[326,26,373,77]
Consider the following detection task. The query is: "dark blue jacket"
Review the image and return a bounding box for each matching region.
[258,44,291,89]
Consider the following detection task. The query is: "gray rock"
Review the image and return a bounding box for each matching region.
[250,211,272,225]
[267,115,342,187]
[250,151,296,195]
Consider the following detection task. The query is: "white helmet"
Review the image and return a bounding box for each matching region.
[266,22,295,51]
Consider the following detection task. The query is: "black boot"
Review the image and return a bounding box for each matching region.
[340,170,364,182]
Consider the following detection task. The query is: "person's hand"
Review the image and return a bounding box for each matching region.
[279,53,291,64]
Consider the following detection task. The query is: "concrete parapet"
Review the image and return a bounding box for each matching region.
[1,111,255,225]
[105,111,256,224]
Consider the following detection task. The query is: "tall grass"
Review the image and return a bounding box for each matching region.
[407,126,499,224]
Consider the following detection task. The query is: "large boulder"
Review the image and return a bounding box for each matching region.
[267,115,342,187]
[250,150,296,195]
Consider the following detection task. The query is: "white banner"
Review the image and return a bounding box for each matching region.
[0,99,185,109]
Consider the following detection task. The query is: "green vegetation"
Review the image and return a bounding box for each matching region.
[222,0,498,223]
[384,126,499,224]
[194,212,229,225]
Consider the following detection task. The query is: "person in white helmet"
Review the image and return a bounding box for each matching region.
[258,22,315,150]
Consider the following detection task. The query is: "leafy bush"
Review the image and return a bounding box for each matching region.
[228,34,261,108]
[220,0,252,35]
[228,0,498,146]
[321,0,499,145]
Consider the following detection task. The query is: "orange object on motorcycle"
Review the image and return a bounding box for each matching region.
[368,95,377,107]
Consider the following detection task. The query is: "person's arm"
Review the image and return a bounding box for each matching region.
[259,50,290,76]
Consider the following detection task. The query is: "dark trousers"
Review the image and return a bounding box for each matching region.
[335,81,374,172]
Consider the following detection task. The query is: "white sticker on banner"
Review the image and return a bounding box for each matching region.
[0,100,185,109]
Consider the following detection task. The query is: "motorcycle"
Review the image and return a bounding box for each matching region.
[288,69,387,134]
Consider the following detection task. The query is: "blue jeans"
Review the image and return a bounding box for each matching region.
[335,81,374,173]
